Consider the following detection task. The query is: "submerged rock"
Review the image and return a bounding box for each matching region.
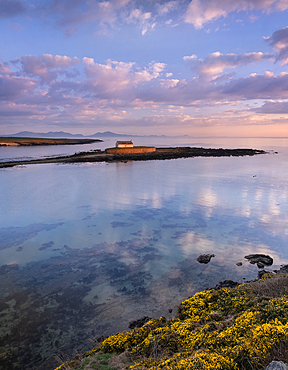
[197,254,215,264]
[266,361,288,370]
[129,316,152,329]
[214,280,239,290]
[236,262,242,266]
[244,254,273,268]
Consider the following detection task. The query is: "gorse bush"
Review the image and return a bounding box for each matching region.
[55,273,288,370]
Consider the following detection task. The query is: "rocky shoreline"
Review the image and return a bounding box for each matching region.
[0,146,266,168]
[54,257,288,370]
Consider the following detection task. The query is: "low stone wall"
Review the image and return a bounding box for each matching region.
[105,147,156,154]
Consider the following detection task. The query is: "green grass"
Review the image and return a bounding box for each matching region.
[78,353,115,370]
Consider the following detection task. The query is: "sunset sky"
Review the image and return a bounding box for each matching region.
[1,0,288,136]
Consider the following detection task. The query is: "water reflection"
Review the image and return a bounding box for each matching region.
[1,140,288,369]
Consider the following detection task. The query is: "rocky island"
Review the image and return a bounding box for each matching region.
[0,146,266,168]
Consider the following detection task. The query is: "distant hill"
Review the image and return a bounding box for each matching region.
[3,131,190,139]
[90,131,131,138]
[3,131,85,138]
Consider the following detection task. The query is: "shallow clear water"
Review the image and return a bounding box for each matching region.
[0,137,288,369]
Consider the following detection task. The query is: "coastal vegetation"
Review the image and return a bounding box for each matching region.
[0,137,101,146]
[55,272,288,370]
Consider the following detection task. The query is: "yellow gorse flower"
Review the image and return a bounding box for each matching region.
[54,274,288,370]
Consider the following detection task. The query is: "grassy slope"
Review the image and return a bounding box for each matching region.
[55,273,288,370]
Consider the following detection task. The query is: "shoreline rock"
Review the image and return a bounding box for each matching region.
[197,254,215,264]
[266,361,288,370]
[245,254,273,268]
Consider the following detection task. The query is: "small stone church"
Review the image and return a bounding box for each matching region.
[115,140,133,148]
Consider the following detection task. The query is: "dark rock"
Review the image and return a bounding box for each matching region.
[197,254,215,264]
[214,280,239,290]
[257,261,265,269]
[280,265,288,273]
[96,335,107,343]
[244,254,273,267]
[236,262,242,266]
[258,269,269,279]
[129,316,152,329]
[265,361,288,370]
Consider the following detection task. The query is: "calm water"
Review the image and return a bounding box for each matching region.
[0,137,288,369]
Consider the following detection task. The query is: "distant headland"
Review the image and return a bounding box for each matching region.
[0,137,102,147]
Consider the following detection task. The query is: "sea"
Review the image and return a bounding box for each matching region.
[1,136,288,369]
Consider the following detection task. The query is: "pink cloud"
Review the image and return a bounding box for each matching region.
[185,0,288,29]
[0,62,13,74]
[21,54,80,82]
[2,46,288,132]
[8,22,22,30]
[184,51,273,77]
[83,58,165,97]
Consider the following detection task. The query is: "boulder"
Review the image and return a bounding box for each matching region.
[214,280,239,290]
[265,361,288,370]
[244,254,273,267]
[280,265,288,273]
[258,269,269,279]
[197,254,215,264]
[129,316,152,329]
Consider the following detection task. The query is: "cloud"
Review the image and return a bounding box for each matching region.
[2,53,287,109]
[8,22,22,30]
[0,75,37,101]
[0,62,13,74]
[21,54,80,82]
[64,27,77,38]
[125,8,156,35]
[184,51,273,77]
[2,47,288,132]
[221,71,288,100]
[157,1,179,15]
[83,58,165,97]
[252,99,288,113]
[184,0,288,29]
[0,0,28,18]
[38,1,161,35]
[265,26,288,65]
[45,0,132,28]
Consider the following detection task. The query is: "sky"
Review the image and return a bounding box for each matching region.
[1,0,288,136]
